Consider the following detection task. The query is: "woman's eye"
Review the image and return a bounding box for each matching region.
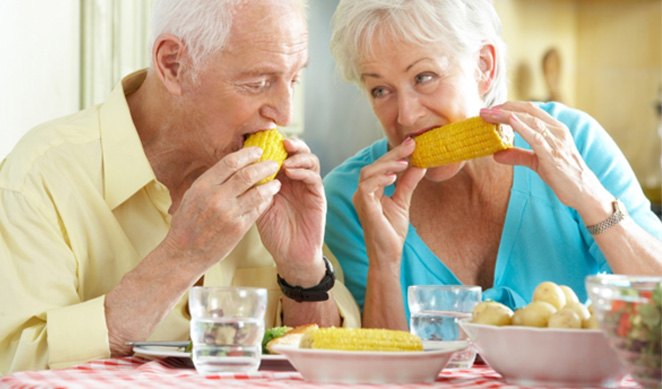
[415,73,435,84]
[370,86,388,98]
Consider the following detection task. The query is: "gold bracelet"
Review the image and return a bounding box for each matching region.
[586,200,627,235]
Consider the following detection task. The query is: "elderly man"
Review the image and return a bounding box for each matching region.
[0,0,359,373]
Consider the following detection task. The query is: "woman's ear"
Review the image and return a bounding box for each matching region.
[476,44,496,97]
[152,34,186,96]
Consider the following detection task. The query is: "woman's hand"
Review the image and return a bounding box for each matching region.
[353,137,426,268]
[480,101,662,276]
[355,137,425,330]
[481,102,612,213]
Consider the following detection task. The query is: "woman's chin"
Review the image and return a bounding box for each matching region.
[422,162,465,182]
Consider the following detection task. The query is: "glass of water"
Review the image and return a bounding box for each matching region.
[408,285,481,369]
[188,286,267,374]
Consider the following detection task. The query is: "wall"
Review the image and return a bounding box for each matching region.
[303,0,383,176]
[496,0,578,105]
[0,0,80,159]
[576,0,662,199]
[496,0,662,202]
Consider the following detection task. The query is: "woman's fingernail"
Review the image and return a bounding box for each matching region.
[403,136,414,146]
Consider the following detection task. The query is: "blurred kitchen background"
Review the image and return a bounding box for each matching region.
[1,0,660,215]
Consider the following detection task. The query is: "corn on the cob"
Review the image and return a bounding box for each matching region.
[300,327,423,352]
[411,117,513,168]
[243,129,288,184]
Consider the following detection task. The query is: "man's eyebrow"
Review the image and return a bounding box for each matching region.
[237,62,309,78]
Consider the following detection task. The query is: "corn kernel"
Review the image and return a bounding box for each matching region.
[411,117,513,168]
[243,129,288,184]
[300,327,423,352]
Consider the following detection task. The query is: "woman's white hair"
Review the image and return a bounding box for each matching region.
[150,0,308,77]
[330,0,507,106]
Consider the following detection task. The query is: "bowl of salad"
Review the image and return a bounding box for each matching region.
[586,275,661,389]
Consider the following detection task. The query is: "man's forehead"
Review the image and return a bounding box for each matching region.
[224,1,308,56]
[230,0,306,30]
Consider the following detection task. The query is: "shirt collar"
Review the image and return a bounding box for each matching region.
[99,69,158,210]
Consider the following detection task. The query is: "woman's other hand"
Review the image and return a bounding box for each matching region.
[481,101,612,212]
[353,137,427,268]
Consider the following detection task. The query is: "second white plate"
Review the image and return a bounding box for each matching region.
[272,342,467,384]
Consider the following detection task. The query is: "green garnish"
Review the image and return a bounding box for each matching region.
[261,326,292,354]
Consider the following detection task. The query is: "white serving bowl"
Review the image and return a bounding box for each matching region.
[459,320,627,387]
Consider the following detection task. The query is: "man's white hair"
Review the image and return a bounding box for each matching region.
[330,0,507,107]
[150,0,308,76]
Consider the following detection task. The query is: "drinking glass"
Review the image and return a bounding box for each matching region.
[408,285,482,369]
[189,286,267,374]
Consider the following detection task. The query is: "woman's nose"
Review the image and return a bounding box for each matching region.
[396,91,425,128]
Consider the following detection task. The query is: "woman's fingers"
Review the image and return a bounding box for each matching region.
[493,148,537,169]
[391,166,427,207]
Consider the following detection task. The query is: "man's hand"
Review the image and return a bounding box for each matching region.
[256,138,326,287]
[106,147,283,355]
[165,146,282,267]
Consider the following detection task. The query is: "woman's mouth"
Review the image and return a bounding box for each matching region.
[409,125,442,138]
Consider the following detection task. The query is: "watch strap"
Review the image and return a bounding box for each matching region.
[277,256,335,302]
[586,200,626,235]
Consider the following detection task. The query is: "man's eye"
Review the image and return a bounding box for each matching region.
[247,79,270,91]
[370,86,388,98]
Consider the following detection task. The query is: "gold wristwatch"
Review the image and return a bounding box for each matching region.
[586,200,627,235]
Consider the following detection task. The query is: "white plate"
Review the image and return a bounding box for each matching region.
[131,342,289,368]
[271,342,467,384]
[133,344,190,358]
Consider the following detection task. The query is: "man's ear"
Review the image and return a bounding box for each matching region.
[476,44,496,97]
[152,34,186,96]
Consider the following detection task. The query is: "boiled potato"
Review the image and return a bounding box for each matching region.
[471,301,514,326]
[559,285,579,305]
[532,281,566,310]
[548,309,582,329]
[582,314,600,329]
[562,302,591,321]
[511,301,557,327]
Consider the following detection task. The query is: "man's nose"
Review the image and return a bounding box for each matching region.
[396,89,425,128]
[260,82,293,126]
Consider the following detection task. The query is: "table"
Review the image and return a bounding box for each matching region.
[0,356,639,388]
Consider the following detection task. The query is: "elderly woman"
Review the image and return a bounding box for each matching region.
[324,0,662,329]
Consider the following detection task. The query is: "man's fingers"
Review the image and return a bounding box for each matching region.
[202,147,263,186]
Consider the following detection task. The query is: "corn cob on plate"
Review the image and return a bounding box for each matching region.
[300,327,423,352]
[411,116,513,168]
[242,128,288,184]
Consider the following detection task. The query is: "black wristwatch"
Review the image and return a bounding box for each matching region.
[277,256,335,302]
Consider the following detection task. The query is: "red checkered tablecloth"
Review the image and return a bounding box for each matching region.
[0,356,639,388]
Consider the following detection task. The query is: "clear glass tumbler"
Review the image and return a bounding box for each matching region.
[188,286,267,374]
[408,285,482,369]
